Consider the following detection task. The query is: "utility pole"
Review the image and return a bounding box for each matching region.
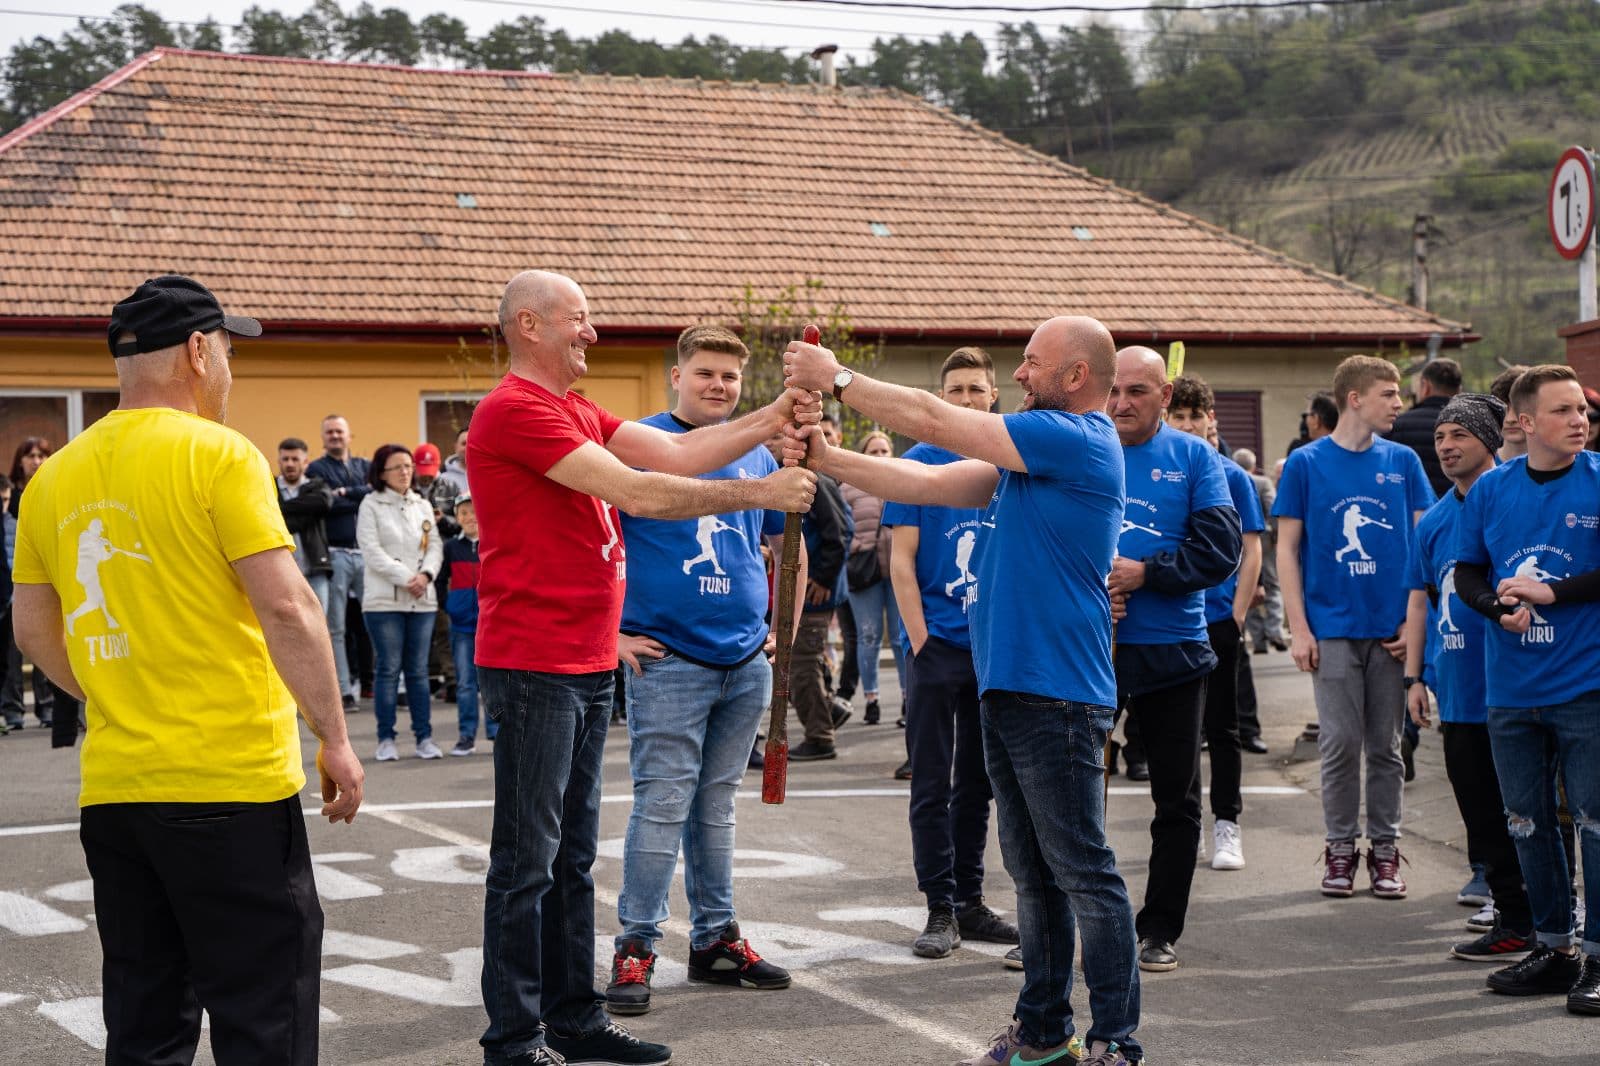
[1409,213,1430,311]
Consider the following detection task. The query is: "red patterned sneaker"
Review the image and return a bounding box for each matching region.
[1367,841,1409,899]
[1320,840,1358,898]
[687,922,791,989]
[604,940,656,1015]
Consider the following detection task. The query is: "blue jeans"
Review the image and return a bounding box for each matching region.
[847,579,906,697]
[326,549,363,697]
[616,652,770,951]
[363,611,434,742]
[981,690,1141,1058]
[451,631,494,741]
[1487,690,1600,953]
[479,668,611,1060]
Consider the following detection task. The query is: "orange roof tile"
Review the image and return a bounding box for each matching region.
[0,48,1470,343]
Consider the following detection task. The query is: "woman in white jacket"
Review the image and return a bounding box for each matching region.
[358,443,445,761]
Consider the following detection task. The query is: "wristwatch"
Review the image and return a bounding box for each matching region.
[1402,676,1424,689]
[832,368,855,401]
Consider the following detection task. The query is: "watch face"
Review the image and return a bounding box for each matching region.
[834,370,852,386]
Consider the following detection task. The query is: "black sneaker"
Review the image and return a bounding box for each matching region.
[1137,937,1178,973]
[1569,954,1600,1015]
[341,694,358,713]
[789,740,836,761]
[1487,943,1583,996]
[913,905,961,959]
[494,1047,567,1065]
[957,901,1020,944]
[1125,759,1150,782]
[892,759,912,781]
[863,698,881,725]
[1401,734,1416,782]
[605,940,656,1016]
[545,1021,669,1065]
[830,698,853,729]
[1241,735,1269,754]
[1003,946,1024,970]
[687,922,791,989]
[1451,926,1534,963]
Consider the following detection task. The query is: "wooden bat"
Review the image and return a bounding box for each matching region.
[762,322,821,804]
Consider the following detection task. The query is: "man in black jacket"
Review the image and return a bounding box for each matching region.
[1384,358,1461,498]
[277,438,334,609]
[307,415,371,712]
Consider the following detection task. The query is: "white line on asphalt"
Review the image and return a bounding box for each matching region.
[374,810,977,1054]
[0,784,1307,839]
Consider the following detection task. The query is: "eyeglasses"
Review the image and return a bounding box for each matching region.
[383,462,413,474]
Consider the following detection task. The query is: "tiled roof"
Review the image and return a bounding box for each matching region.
[0,48,1470,342]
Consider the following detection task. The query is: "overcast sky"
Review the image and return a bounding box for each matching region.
[1,0,1149,67]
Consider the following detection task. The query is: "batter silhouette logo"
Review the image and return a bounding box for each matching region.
[1510,553,1561,645]
[64,516,150,664]
[1437,565,1465,649]
[944,528,979,610]
[1333,503,1392,574]
[683,515,746,595]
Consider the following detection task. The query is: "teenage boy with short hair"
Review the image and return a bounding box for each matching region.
[605,325,797,1015]
[1275,355,1434,899]
[1453,365,1600,1012]
[1401,394,1536,962]
[1166,375,1263,872]
[882,346,1019,961]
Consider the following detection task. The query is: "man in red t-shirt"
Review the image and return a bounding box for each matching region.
[473,270,817,1066]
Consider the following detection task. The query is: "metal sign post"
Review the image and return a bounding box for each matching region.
[1548,145,1598,320]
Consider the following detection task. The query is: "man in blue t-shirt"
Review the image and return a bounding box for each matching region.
[881,346,1020,963]
[1106,353,1241,976]
[1398,393,1536,965]
[785,316,1144,1066]
[604,326,797,1017]
[1167,375,1263,876]
[1275,355,1434,901]
[1453,365,1600,1010]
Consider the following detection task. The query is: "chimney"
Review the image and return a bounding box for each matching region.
[811,44,838,88]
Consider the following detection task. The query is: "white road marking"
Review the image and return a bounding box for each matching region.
[0,822,76,838]
[0,992,25,1008]
[310,852,384,900]
[323,930,422,961]
[596,838,844,880]
[35,997,106,1050]
[817,906,1014,959]
[325,947,482,1007]
[391,845,489,885]
[0,891,88,936]
[43,879,94,902]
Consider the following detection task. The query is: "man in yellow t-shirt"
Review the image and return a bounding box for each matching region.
[12,275,364,1066]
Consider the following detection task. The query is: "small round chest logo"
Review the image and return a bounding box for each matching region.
[1567,513,1578,528]
[1376,472,1386,485]
[1150,468,1162,482]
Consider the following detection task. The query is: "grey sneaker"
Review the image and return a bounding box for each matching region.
[450,736,475,756]
[374,738,398,762]
[957,901,1020,944]
[1080,1041,1129,1066]
[1003,946,1024,970]
[914,906,961,959]
[415,736,444,760]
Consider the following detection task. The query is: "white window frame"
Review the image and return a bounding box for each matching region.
[0,386,118,439]
[418,391,487,444]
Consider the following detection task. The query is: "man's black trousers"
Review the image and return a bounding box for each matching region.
[80,796,323,1066]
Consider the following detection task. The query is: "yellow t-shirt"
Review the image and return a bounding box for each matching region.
[12,408,305,806]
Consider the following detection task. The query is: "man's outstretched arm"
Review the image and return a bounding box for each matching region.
[803,432,1000,508]
[783,344,1027,473]
[607,388,820,476]
[548,441,818,519]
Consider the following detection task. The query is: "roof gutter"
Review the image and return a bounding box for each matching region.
[0,317,1478,348]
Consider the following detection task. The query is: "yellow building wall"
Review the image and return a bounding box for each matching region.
[0,335,673,460]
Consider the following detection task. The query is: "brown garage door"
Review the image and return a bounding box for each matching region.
[1214,391,1262,464]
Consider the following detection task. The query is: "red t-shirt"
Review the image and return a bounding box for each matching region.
[468,373,626,673]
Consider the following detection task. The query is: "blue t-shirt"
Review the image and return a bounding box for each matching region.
[619,412,785,667]
[1454,453,1600,709]
[1273,435,1434,639]
[969,409,1124,707]
[1115,423,1235,644]
[1204,455,1267,624]
[882,443,985,652]
[1406,490,1488,724]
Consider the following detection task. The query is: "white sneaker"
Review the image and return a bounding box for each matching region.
[375,738,398,762]
[415,737,443,760]
[1212,819,1245,870]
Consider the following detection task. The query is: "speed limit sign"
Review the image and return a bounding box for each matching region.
[1549,146,1596,260]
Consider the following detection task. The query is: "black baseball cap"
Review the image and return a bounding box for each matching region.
[108,275,262,358]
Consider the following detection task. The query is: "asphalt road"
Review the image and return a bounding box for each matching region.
[1,651,1593,1065]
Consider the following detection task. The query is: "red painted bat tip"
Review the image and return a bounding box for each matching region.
[761,741,789,804]
[802,324,820,345]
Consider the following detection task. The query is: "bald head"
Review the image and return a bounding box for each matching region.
[1108,345,1172,446]
[499,270,581,337]
[1017,315,1116,413]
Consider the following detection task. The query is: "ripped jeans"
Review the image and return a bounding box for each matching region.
[616,651,771,951]
[1487,691,1600,954]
